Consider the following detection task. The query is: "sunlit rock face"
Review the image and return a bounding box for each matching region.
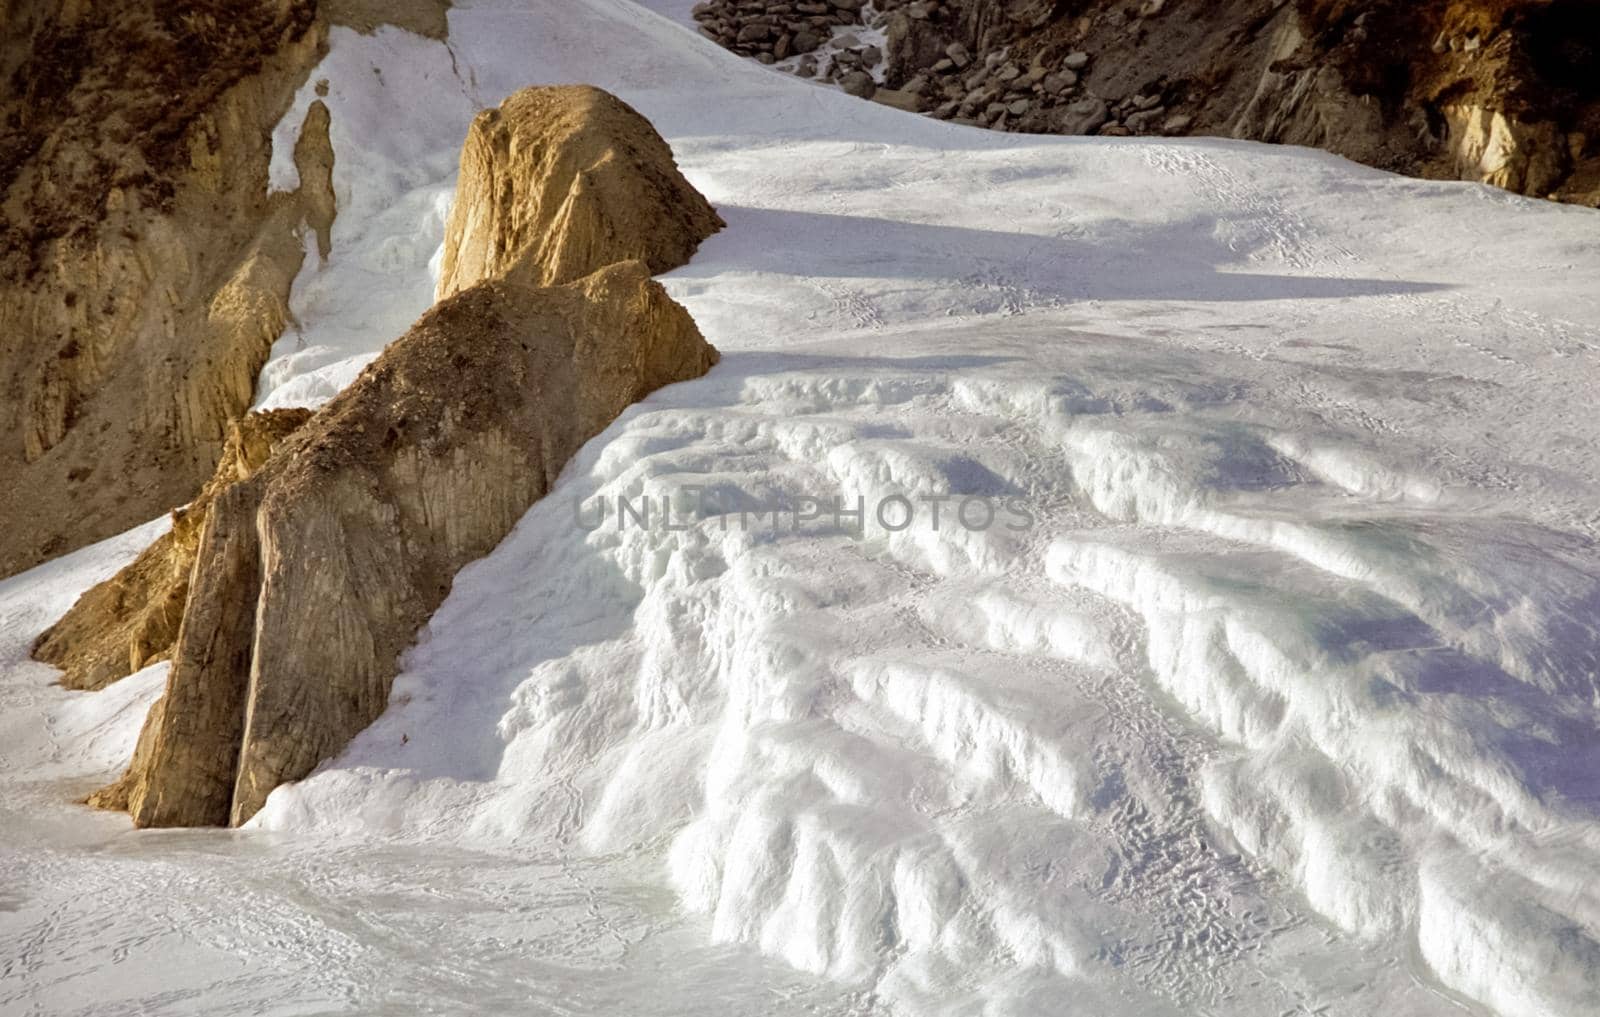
[81,83,722,828]
[0,0,331,580]
[436,84,725,298]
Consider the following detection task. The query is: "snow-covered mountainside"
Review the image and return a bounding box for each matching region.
[5,1,1600,1015]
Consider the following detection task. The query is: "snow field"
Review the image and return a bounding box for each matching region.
[5,0,1600,1014]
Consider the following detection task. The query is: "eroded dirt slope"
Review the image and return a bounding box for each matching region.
[0,0,330,578]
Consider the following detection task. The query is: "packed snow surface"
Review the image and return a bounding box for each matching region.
[7,1,1600,1014]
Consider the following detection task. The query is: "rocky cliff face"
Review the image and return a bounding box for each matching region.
[692,0,1599,205]
[436,85,726,298]
[0,0,331,580]
[0,0,463,582]
[72,85,723,828]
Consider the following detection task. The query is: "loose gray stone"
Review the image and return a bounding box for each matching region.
[839,70,878,99]
[1057,96,1109,135]
[1125,107,1165,133]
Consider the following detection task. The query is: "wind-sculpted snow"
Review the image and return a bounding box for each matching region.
[6,0,1600,1014]
[254,331,1600,1015]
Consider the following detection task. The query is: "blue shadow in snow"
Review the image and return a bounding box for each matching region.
[677,205,1455,304]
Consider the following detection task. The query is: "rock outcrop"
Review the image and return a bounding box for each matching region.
[436,85,725,298]
[0,0,331,580]
[31,409,312,692]
[692,0,1600,206]
[74,85,722,828]
[94,260,717,828]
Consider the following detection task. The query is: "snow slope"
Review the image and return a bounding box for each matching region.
[7,0,1600,1014]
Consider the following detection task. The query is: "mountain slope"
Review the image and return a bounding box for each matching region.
[3,1,1600,1015]
[692,0,1600,205]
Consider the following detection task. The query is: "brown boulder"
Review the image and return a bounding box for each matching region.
[59,80,725,828]
[435,85,725,299]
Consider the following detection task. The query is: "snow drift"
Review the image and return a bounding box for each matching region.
[4,1,1600,1015]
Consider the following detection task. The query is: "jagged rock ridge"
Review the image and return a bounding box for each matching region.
[93,260,717,826]
[31,409,312,692]
[67,85,723,827]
